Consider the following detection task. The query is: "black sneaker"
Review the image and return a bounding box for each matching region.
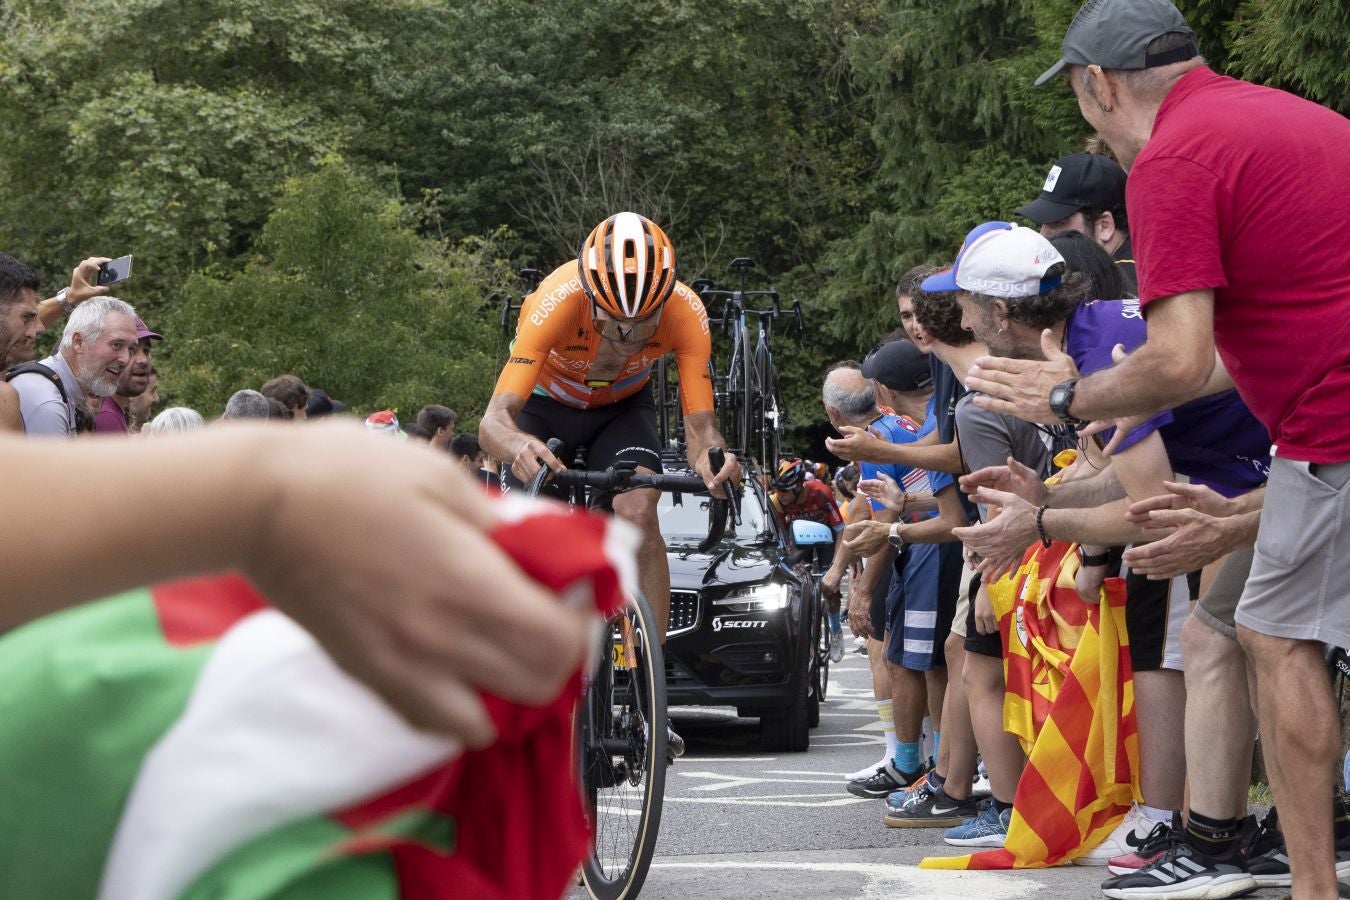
[884,782,982,828]
[1100,831,1256,899]
[666,721,685,765]
[1243,809,1290,887]
[846,760,928,799]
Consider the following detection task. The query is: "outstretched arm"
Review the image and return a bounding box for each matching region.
[0,424,595,746]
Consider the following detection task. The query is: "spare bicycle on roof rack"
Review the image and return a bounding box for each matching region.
[654,257,802,475]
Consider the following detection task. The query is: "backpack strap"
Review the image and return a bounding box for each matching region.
[3,361,70,405]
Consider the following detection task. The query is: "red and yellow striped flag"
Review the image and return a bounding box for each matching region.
[920,541,1138,870]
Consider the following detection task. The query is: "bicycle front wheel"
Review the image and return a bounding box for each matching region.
[579,591,668,900]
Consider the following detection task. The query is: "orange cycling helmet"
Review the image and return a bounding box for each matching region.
[578,212,677,320]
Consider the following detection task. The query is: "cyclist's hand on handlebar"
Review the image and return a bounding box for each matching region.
[698,450,742,500]
[510,435,566,484]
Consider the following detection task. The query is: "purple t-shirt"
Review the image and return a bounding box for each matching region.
[93,397,129,435]
[1065,300,1270,496]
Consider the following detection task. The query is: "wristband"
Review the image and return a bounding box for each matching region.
[1079,547,1111,568]
[1035,504,1052,548]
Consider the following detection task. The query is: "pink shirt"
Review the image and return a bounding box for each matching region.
[93,397,129,435]
[1130,67,1350,462]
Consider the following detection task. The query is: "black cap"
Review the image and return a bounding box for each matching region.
[1016,152,1127,225]
[306,388,348,418]
[1035,0,1197,86]
[862,341,933,393]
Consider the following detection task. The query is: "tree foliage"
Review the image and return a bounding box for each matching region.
[165,158,500,421]
[0,0,1342,453]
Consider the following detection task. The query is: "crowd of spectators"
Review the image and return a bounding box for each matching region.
[0,258,495,472]
[808,2,1348,897]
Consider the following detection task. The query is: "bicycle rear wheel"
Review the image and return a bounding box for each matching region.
[579,591,668,900]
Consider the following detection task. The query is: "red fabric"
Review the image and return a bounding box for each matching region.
[151,574,267,647]
[336,506,625,900]
[776,479,843,530]
[148,506,624,899]
[1130,67,1350,463]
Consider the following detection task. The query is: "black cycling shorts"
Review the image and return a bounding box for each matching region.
[504,385,663,496]
[964,572,1003,659]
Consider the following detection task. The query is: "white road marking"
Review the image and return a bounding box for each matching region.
[648,860,1053,898]
[666,796,868,809]
[677,771,843,791]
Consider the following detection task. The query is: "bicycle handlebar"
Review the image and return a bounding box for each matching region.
[527,442,737,553]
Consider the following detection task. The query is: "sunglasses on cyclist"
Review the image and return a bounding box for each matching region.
[591,303,663,344]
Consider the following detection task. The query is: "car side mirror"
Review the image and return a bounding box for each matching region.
[791,520,833,546]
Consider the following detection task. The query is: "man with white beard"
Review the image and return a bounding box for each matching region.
[9,297,137,437]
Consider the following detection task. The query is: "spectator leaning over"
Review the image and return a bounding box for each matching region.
[945,223,1271,876]
[1015,151,1136,294]
[261,375,311,421]
[830,352,967,803]
[94,318,162,435]
[967,1,1350,895]
[417,404,457,450]
[827,266,965,477]
[0,252,44,433]
[881,282,1054,840]
[223,390,272,421]
[8,296,138,437]
[142,406,205,436]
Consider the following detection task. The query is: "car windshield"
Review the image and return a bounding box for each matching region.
[657,482,769,542]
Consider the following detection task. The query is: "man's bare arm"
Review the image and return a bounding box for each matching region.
[1070,291,1218,420]
[478,391,564,482]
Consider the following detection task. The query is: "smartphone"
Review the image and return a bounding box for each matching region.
[96,255,133,287]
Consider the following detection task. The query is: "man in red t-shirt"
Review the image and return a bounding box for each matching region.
[965,1,1350,896]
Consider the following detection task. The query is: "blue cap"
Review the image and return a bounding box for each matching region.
[921,222,1065,298]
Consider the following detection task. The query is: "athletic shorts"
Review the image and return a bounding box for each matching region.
[1193,547,1255,640]
[1122,562,1191,672]
[963,572,1003,659]
[951,560,976,639]
[1236,457,1350,649]
[503,385,662,496]
[883,543,954,672]
[869,552,893,644]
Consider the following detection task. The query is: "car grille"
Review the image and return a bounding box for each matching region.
[666,590,700,637]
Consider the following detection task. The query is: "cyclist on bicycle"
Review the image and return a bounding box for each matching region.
[480,212,742,646]
[768,457,846,662]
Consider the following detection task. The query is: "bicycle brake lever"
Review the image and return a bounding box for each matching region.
[524,437,566,496]
[707,448,741,528]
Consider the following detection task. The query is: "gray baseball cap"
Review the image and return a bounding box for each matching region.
[1035,0,1197,86]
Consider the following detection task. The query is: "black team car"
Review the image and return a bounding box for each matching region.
[656,466,829,752]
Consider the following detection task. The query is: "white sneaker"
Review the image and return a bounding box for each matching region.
[846,756,891,782]
[1072,803,1161,866]
[829,629,845,663]
[970,772,992,798]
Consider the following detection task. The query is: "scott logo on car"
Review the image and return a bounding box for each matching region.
[712,617,768,633]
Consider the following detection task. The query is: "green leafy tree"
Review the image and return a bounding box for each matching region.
[164,158,499,422]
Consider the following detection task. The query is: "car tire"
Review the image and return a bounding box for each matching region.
[759,680,810,752]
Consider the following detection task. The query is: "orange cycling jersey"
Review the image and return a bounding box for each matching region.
[493,262,715,414]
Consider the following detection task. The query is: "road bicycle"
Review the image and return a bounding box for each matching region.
[526,444,734,899]
[694,258,801,470]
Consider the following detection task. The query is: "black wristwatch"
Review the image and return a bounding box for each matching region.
[1048,379,1088,427]
[1078,546,1112,568]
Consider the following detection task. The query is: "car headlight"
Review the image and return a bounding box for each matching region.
[711,583,789,613]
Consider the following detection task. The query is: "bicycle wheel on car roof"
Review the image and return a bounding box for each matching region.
[579,591,667,900]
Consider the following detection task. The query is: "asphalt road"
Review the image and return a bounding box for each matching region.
[569,633,1291,900]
